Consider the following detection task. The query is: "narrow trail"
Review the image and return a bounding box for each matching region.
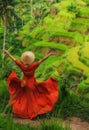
[63,117,89,130]
[13,116,89,130]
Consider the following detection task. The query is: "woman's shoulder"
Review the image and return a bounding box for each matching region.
[14,59,24,67]
[30,61,40,68]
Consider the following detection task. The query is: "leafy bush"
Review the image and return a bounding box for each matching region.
[78,82,89,94]
[0,80,10,113]
[78,7,89,18]
[0,80,8,98]
[84,0,89,5]
[58,93,89,121]
[67,3,77,13]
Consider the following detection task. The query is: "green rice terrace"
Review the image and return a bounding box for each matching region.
[0,0,89,130]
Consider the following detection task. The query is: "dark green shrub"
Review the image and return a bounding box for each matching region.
[0,80,8,98]
[58,93,89,121]
[67,3,77,13]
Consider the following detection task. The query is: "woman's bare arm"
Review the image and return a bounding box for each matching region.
[2,49,16,61]
[39,51,56,63]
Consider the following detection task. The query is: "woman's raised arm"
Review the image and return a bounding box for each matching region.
[2,49,16,61]
[39,51,56,64]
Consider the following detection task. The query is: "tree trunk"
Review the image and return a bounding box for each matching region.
[3,9,8,50]
[2,8,8,67]
[30,0,33,18]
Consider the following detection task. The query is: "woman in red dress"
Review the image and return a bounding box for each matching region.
[3,50,58,119]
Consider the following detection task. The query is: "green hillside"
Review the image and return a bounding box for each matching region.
[0,0,89,127]
[18,0,89,99]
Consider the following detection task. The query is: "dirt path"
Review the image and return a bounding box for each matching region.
[63,117,89,130]
[13,116,89,130]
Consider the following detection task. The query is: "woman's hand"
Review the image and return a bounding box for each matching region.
[21,80,26,88]
[2,49,8,54]
[2,49,16,61]
[39,50,56,63]
[48,51,56,56]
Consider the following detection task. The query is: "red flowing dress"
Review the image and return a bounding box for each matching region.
[8,60,58,119]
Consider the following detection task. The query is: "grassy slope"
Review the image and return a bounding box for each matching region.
[20,0,89,122]
[67,46,89,75]
[82,43,89,59]
[19,0,89,106]
[1,0,89,127]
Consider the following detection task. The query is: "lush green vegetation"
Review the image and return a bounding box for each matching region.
[0,0,89,129]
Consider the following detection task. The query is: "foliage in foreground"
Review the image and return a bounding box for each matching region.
[57,93,89,121]
[0,114,70,130]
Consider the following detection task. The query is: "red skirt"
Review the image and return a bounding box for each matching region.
[8,72,59,119]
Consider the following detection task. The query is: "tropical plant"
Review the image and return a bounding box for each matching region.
[0,0,21,52]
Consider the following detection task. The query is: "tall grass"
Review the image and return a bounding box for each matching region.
[0,113,71,130]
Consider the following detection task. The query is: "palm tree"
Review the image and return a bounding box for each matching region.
[0,0,20,68]
[0,0,20,27]
[0,0,21,46]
